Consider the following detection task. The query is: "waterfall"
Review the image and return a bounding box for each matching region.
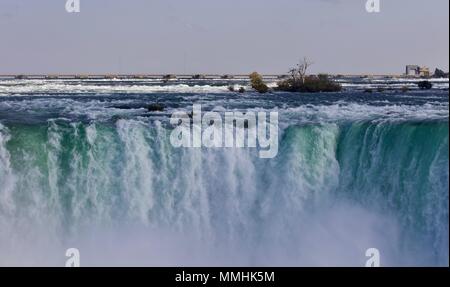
[0,119,448,266]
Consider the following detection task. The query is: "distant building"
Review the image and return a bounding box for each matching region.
[419,67,430,77]
[406,65,420,77]
[406,65,430,77]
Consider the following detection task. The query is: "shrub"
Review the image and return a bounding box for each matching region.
[434,68,449,78]
[276,74,342,93]
[276,58,341,93]
[249,72,269,93]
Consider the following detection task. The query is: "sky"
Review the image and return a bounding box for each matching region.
[0,0,448,75]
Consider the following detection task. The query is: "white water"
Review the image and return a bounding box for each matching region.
[0,77,448,96]
[0,119,447,266]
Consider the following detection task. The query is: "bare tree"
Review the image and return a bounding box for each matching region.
[288,68,297,82]
[296,57,314,84]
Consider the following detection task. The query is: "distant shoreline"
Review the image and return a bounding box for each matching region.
[0,74,447,80]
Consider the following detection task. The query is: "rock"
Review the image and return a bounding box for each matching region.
[239,87,246,93]
[163,74,176,80]
[434,68,448,78]
[112,104,154,110]
[147,103,165,112]
[417,81,433,90]
[112,105,136,110]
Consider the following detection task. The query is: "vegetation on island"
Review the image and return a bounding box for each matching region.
[276,58,342,93]
[248,59,342,94]
[434,68,449,78]
[249,72,269,93]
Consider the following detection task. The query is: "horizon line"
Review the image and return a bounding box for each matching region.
[0,73,429,78]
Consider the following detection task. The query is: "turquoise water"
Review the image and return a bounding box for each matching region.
[0,78,448,266]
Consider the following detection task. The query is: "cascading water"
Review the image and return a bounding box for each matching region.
[0,78,448,266]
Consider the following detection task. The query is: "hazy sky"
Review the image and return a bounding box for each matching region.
[0,0,448,74]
